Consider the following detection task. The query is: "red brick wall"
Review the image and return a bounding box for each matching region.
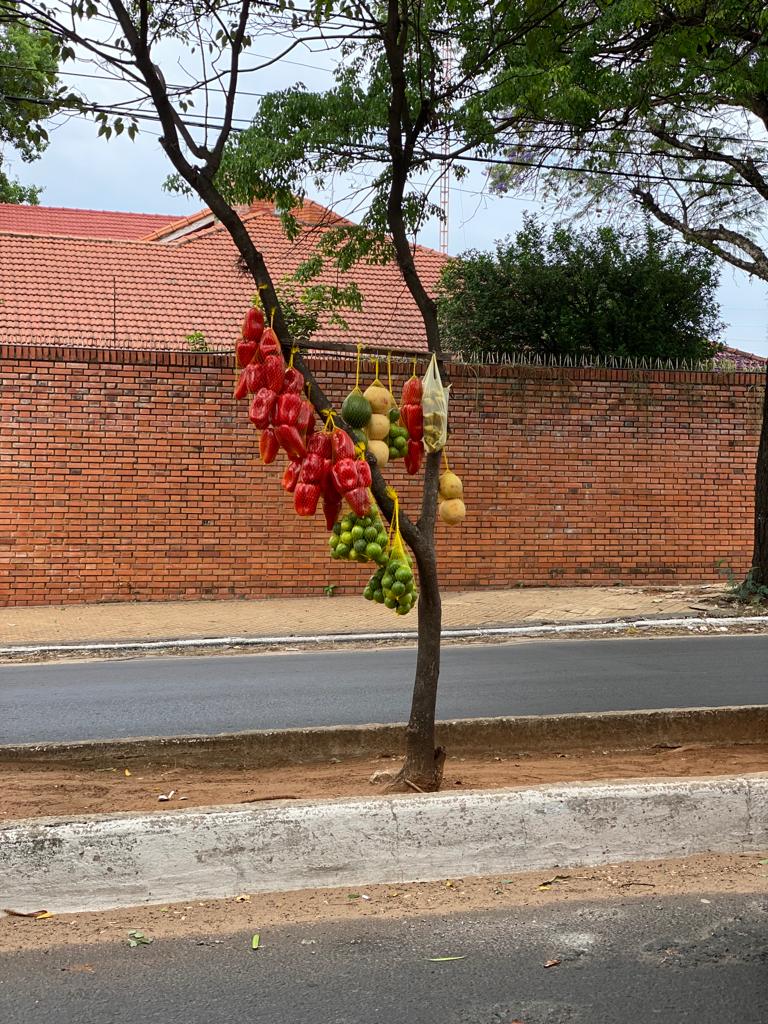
[0,343,760,606]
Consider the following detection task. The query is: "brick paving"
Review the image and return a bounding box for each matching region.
[0,584,728,647]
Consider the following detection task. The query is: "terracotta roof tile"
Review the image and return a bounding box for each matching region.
[0,204,179,240]
[0,201,447,350]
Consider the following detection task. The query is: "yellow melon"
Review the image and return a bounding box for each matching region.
[367,439,390,466]
[366,413,391,441]
[439,470,463,500]
[364,383,395,415]
[439,498,466,525]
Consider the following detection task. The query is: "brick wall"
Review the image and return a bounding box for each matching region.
[0,343,761,606]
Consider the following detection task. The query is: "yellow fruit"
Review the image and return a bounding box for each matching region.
[366,413,391,441]
[439,498,466,525]
[367,439,390,466]
[439,470,463,500]
[364,383,395,415]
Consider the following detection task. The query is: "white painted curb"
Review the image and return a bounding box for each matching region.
[2,774,767,913]
[1,615,767,658]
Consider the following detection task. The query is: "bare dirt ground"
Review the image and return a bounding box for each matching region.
[2,742,767,820]
[2,851,766,954]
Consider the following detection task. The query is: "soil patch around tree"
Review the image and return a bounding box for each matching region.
[2,741,766,820]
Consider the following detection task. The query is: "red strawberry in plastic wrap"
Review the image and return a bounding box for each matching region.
[331,428,355,463]
[275,424,307,461]
[283,367,305,394]
[331,457,358,494]
[345,486,371,517]
[242,307,265,344]
[281,460,302,493]
[236,338,258,368]
[275,392,301,426]
[307,433,332,459]
[263,353,286,394]
[296,398,315,438]
[294,482,321,517]
[322,488,342,531]
[233,370,249,401]
[259,327,281,361]
[259,428,280,465]
[401,376,422,405]
[404,438,422,475]
[245,362,265,394]
[249,388,277,430]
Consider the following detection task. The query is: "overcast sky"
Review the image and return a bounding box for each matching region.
[7,31,767,357]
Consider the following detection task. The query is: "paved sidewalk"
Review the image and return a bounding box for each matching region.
[0,584,729,647]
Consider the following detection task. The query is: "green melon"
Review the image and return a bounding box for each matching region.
[342,390,372,428]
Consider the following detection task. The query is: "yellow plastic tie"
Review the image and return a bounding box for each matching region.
[269,307,276,328]
[442,449,450,472]
[355,342,363,390]
[385,486,399,548]
[411,356,417,378]
[387,352,393,395]
[374,355,380,385]
[288,344,298,369]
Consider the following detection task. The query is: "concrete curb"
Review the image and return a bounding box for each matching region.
[2,774,767,913]
[3,705,768,770]
[1,613,766,660]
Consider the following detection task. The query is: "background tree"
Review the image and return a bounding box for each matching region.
[0,3,60,203]
[438,218,723,362]
[485,0,768,591]
[12,0,553,790]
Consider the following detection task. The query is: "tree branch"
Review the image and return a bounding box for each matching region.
[633,188,768,281]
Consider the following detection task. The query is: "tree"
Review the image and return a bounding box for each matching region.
[0,4,60,203]
[438,218,723,362]
[12,0,553,790]
[484,0,768,591]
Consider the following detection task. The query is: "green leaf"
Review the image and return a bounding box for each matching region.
[251,933,261,950]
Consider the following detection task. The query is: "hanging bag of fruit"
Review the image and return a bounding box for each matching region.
[421,353,449,453]
[364,488,418,615]
[438,450,466,525]
[341,343,373,432]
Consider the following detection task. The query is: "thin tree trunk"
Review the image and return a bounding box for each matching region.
[387,451,445,792]
[751,359,768,587]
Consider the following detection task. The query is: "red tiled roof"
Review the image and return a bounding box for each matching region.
[719,345,766,366]
[0,201,446,350]
[0,204,180,240]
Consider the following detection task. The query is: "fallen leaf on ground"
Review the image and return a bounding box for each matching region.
[2,908,52,919]
[235,894,251,903]
[758,859,768,865]
[157,790,176,802]
[347,893,361,901]
[543,958,561,969]
[427,955,466,962]
[59,964,94,973]
[124,770,132,777]
[127,930,153,947]
[537,874,571,891]
[251,934,261,950]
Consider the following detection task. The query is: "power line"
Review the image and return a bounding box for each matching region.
[0,88,760,191]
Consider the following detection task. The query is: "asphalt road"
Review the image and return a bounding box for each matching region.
[2,894,767,1023]
[1,635,766,744]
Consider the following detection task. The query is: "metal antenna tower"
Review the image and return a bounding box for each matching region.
[438,36,452,254]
